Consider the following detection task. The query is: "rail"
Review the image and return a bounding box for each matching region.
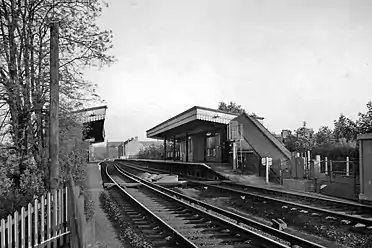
[114,162,325,248]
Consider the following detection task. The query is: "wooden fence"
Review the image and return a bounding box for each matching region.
[0,178,85,248]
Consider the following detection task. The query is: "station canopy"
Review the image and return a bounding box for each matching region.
[146,106,239,140]
[73,105,107,143]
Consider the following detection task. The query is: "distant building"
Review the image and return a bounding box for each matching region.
[106,141,123,159]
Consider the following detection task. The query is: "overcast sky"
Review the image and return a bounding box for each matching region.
[84,0,372,142]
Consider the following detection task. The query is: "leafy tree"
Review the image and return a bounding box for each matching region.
[218,101,246,114]
[283,134,312,153]
[283,134,299,152]
[313,126,334,146]
[356,101,372,134]
[0,0,113,217]
[138,142,179,160]
[333,114,358,142]
[217,101,260,118]
[138,143,164,159]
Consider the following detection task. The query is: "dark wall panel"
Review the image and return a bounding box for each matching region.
[83,120,105,143]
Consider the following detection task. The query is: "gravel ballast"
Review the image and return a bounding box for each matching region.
[100,190,155,248]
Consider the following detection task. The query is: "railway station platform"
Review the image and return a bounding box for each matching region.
[146,106,291,177]
[119,158,359,204]
[84,163,123,247]
[143,106,372,203]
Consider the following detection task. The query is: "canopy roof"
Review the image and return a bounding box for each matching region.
[146,106,239,139]
[74,105,107,143]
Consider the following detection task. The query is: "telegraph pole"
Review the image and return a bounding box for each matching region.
[49,21,60,190]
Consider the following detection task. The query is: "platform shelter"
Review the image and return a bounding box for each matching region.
[147,106,241,163]
[73,105,107,162]
[147,106,291,177]
[74,105,107,144]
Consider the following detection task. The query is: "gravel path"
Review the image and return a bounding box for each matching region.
[85,163,124,248]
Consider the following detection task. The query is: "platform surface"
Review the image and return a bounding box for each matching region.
[206,162,358,204]
[85,163,124,247]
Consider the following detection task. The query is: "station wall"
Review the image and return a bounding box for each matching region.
[178,126,227,163]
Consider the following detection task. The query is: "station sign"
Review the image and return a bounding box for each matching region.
[261,157,272,166]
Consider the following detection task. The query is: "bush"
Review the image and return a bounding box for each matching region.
[311,143,358,161]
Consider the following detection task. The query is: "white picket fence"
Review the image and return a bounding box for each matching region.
[295,151,358,177]
[0,187,70,248]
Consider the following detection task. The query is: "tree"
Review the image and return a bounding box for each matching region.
[218,101,246,114]
[138,142,179,160]
[333,114,358,142]
[313,126,334,146]
[356,101,372,134]
[0,0,114,217]
[283,134,299,152]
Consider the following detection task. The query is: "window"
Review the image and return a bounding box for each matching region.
[206,132,220,157]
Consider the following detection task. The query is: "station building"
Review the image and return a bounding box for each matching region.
[146,106,291,175]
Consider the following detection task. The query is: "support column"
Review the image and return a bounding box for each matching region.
[232,142,237,170]
[164,137,167,160]
[185,134,189,162]
[173,137,176,161]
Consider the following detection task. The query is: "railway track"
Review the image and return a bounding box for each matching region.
[116,160,372,231]
[188,182,372,230]
[106,162,288,247]
[107,162,326,248]
[106,167,196,247]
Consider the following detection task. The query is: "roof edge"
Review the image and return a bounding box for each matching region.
[72,105,107,114]
[146,106,198,133]
[239,112,291,160]
[146,106,240,133]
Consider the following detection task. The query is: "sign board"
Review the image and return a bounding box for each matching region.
[228,121,243,141]
[261,157,272,166]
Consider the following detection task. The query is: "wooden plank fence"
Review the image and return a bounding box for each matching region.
[0,187,70,248]
[0,177,85,248]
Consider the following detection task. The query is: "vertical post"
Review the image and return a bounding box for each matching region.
[49,21,60,191]
[239,124,243,168]
[265,157,270,184]
[325,157,328,175]
[315,155,321,192]
[232,142,237,170]
[163,137,167,160]
[358,138,364,197]
[315,155,321,171]
[122,142,125,157]
[185,134,188,162]
[173,137,176,161]
[346,156,350,176]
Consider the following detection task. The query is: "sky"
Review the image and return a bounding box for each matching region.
[84,0,372,142]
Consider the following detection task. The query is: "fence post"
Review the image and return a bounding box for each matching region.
[329,160,333,181]
[307,150,311,165]
[1,219,5,248]
[325,157,328,175]
[346,156,350,176]
[315,155,321,192]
